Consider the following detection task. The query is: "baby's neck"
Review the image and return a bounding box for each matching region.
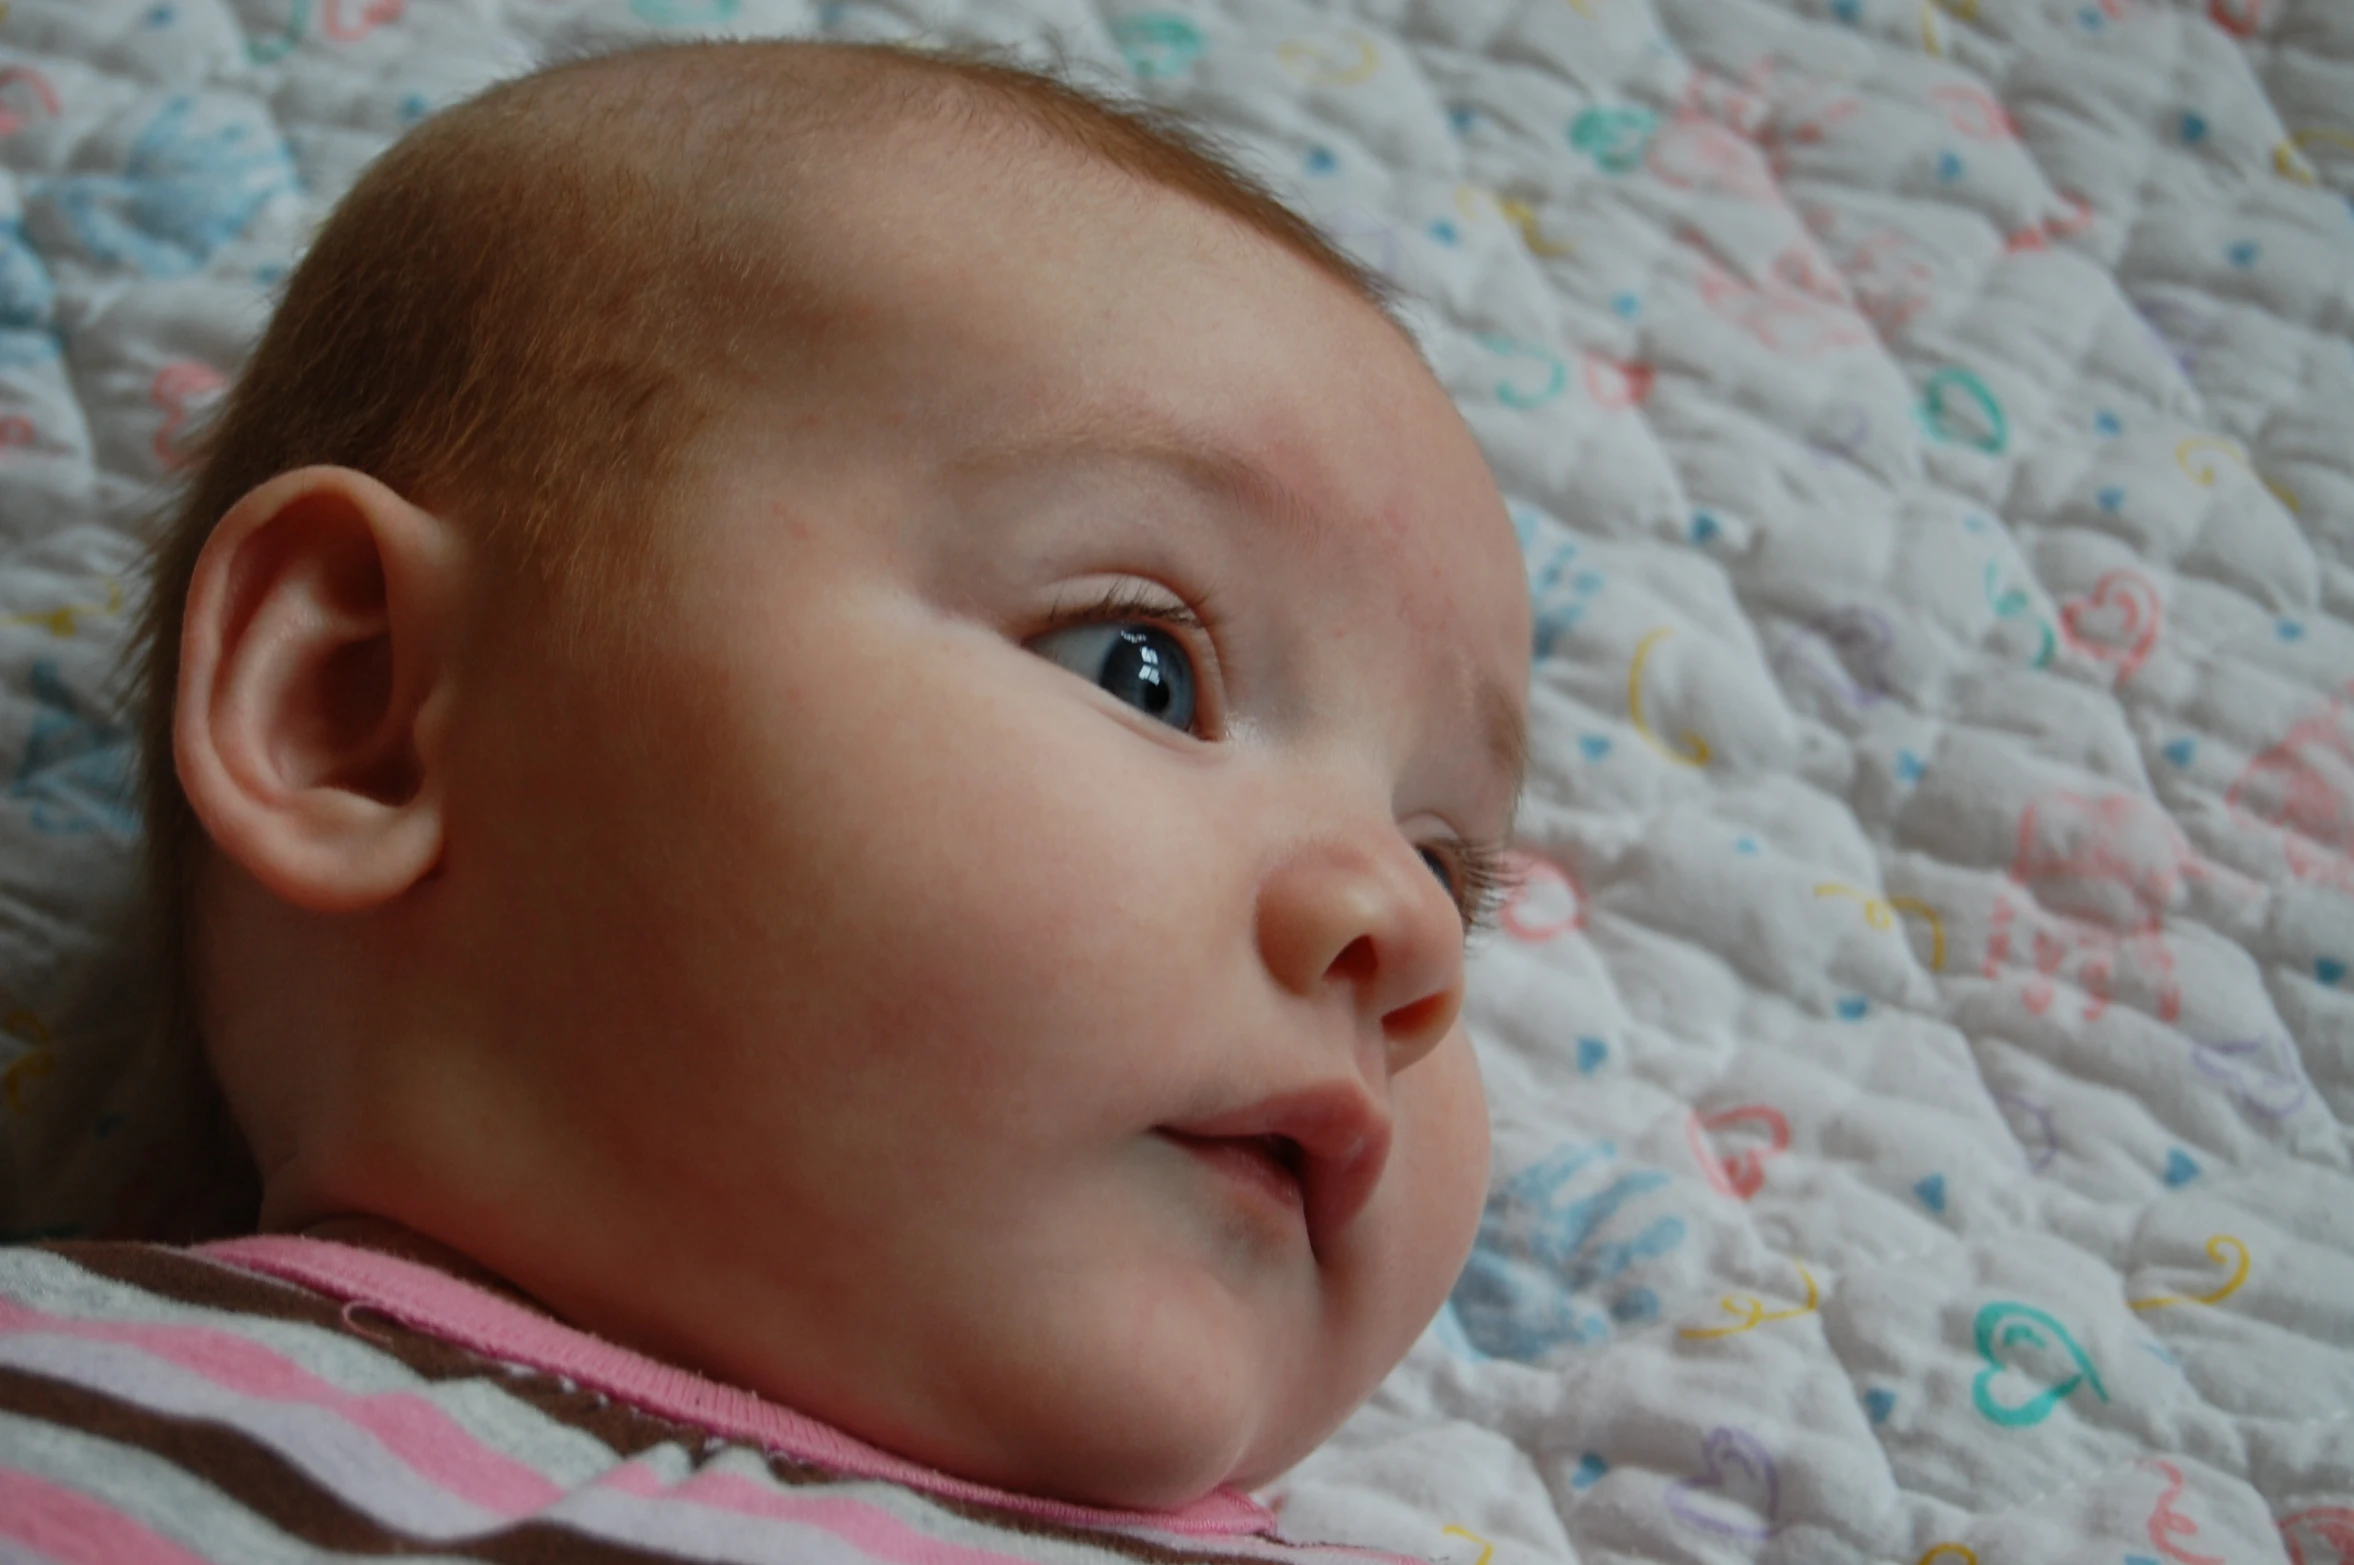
[295,1215,552,1318]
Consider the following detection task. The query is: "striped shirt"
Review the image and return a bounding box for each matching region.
[0,1238,1420,1565]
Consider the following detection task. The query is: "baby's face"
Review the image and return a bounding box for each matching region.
[428,136,1528,1508]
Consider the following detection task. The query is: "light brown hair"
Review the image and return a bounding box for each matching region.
[129,36,1397,1200]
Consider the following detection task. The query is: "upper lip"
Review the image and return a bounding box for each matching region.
[1159,1083,1392,1257]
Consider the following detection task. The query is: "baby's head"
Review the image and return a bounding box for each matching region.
[136,40,1530,1511]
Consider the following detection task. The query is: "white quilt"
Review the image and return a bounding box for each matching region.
[2,1,2350,1561]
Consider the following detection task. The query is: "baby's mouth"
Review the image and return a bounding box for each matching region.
[1157,1085,1392,1257]
[1159,1130,1308,1218]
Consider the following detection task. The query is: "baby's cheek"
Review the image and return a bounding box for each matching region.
[1347,1033,1487,1368]
[1409,1034,1492,1288]
[1272,1041,1487,1465]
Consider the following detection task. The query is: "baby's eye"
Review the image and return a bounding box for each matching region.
[1419,838,1516,938]
[1418,846,1456,899]
[1029,620,1199,733]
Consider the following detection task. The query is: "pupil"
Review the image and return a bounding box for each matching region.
[1102,626,1193,729]
[1112,629,1168,713]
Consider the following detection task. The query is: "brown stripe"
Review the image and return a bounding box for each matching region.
[20,1245,1298,1561]
[0,1365,1246,1564]
[29,1242,712,1461]
[37,1240,518,1385]
[0,1363,721,1565]
[37,1241,374,1336]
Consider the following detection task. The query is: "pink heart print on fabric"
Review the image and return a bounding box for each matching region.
[1686,1106,1789,1201]
[1497,850,1582,943]
[1649,115,1778,203]
[1799,200,1939,336]
[1985,788,2195,1023]
[2058,569,2163,682]
[2206,0,2262,39]
[2005,190,2095,254]
[2227,683,2354,894]
[1665,1426,1781,1541]
[1580,352,1653,409]
[0,65,62,136]
[150,360,226,471]
[323,0,405,40]
[2142,1460,2222,1565]
[2282,1506,2354,1565]
[1930,83,2019,141]
[1693,243,1872,357]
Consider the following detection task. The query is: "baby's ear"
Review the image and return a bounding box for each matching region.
[175,466,467,913]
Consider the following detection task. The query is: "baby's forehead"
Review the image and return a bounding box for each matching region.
[523,41,1396,322]
[394,41,1436,645]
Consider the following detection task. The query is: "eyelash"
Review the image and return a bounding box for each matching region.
[1441,837,1518,938]
[1037,582,1516,938]
[1041,581,1211,637]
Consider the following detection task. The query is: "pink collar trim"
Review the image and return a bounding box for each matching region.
[197,1235,1277,1537]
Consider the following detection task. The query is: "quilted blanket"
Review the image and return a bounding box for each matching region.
[2,0,2350,1561]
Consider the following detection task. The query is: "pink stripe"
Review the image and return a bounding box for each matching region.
[0,1467,213,1565]
[0,1293,561,1518]
[600,1462,1059,1565]
[200,1237,1280,1536]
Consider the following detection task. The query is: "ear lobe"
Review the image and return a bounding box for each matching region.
[176,465,466,914]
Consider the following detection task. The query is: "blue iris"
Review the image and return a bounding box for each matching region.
[1040,622,1197,732]
[1103,626,1190,726]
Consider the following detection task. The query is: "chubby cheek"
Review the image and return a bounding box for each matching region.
[1366,1032,1489,1350]
[638,616,1234,1167]
[1237,1032,1489,1485]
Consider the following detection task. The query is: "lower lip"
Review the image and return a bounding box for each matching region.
[1161,1133,1304,1218]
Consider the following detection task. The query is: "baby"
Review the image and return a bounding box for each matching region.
[0,36,1530,1561]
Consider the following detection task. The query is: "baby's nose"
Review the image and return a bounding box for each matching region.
[1253,833,1466,1075]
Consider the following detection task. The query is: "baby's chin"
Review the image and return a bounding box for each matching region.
[876,1180,1453,1510]
[929,1381,1321,1514]
[861,1290,1355,1512]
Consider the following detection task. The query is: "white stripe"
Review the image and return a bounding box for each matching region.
[0,1407,485,1565]
[536,1449,1270,1565]
[0,1331,510,1541]
[553,1483,892,1565]
[0,1249,623,1488]
[0,1255,1345,1565]
[0,1537,73,1565]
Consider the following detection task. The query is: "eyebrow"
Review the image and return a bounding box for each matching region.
[956,410,1531,818]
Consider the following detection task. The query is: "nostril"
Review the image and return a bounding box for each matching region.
[1384,990,1455,1051]
[1327,933,1377,984]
